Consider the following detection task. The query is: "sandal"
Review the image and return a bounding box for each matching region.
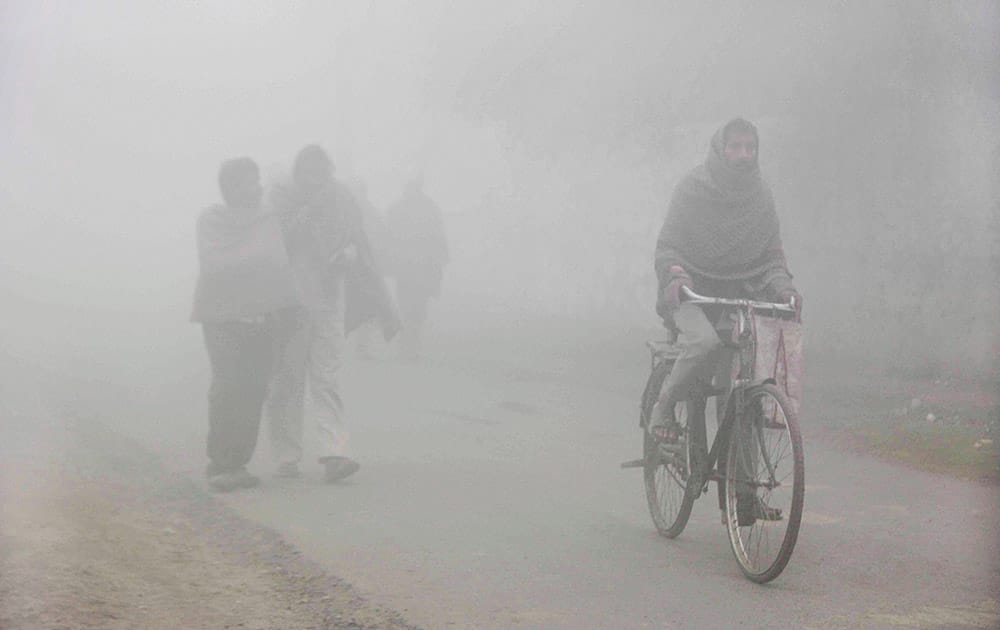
[649,420,683,443]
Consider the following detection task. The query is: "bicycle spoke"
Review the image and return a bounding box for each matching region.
[725,384,804,582]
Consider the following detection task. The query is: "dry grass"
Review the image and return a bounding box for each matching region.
[828,409,999,483]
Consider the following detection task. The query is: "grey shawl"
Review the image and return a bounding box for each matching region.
[655,122,792,306]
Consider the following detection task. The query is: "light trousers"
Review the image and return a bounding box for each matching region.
[265,276,350,463]
[651,302,739,430]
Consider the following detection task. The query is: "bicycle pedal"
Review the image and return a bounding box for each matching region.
[658,442,686,455]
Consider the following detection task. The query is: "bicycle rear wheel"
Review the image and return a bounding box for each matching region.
[723,383,804,583]
[642,361,698,538]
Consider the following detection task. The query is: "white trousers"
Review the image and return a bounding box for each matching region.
[265,276,349,463]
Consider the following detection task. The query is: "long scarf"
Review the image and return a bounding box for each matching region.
[659,123,781,280]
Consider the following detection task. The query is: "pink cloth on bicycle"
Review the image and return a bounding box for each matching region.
[752,314,804,416]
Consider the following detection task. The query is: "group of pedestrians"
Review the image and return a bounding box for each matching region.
[190,145,448,492]
[191,118,799,502]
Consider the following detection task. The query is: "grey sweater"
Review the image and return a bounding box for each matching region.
[190,204,299,323]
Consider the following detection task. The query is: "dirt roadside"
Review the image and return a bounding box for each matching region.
[808,366,1000,484]
[0,409,415,630]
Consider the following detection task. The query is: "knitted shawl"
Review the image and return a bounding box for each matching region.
[656,123,784,282]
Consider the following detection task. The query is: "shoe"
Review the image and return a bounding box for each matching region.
[736,493,783,527]
[275,462,303,479]
[650,420,684,443]
[752,400,786,429]
[208,471,241,493]
[648,403,680,442]
[322,456,360,483]
[232,467,260,489]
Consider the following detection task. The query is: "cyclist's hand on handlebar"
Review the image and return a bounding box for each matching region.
[661,266,691,313]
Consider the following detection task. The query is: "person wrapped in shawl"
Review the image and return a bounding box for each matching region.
[264,145,399,484]
[649,118,801,524]
[191,157,300,492]
[385,175,449,360]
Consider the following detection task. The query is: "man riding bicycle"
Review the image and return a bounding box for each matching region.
[649,118,801,525]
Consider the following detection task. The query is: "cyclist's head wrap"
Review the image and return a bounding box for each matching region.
[705,118,761,198]
[658,119,783,281]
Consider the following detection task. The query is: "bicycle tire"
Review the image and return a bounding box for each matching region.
[642,360,698,538]
[723,383,804,583]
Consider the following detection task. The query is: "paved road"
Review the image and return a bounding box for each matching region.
[29,315,997,629]
[183,320,999,629]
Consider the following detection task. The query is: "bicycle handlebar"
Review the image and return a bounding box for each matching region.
[681,286,797,313]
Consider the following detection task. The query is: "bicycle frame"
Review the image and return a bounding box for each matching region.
[679,287,796,491]
[633,287,804,582]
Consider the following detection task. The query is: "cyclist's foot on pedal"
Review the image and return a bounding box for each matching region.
[750,400,786,429]
[648,406,681,443]
[736,494,783,527]
[649,421,682,443]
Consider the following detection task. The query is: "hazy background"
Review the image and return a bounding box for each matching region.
[2,0,998,396]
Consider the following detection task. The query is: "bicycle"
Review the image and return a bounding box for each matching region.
[622,287,804,583]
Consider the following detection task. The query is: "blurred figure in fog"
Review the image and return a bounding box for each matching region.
[191,157,300,492]
[386,176,449,360]
[264,145,398,483]
[649,118,801,525]
[349,179,392,359]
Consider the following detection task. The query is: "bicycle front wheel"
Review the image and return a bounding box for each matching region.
[723,383,804,583]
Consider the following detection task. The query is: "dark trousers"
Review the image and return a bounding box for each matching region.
[202,317,284,474]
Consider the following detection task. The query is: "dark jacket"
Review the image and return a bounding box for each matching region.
[272,180,400,338]
[386,190,449,298]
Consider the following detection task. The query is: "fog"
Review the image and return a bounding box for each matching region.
[0,0,996,419]
[1,2,999,623]
[3,2,997,389]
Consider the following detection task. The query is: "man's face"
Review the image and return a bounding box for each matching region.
[294,159,331,196]
[723,131,757,169]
